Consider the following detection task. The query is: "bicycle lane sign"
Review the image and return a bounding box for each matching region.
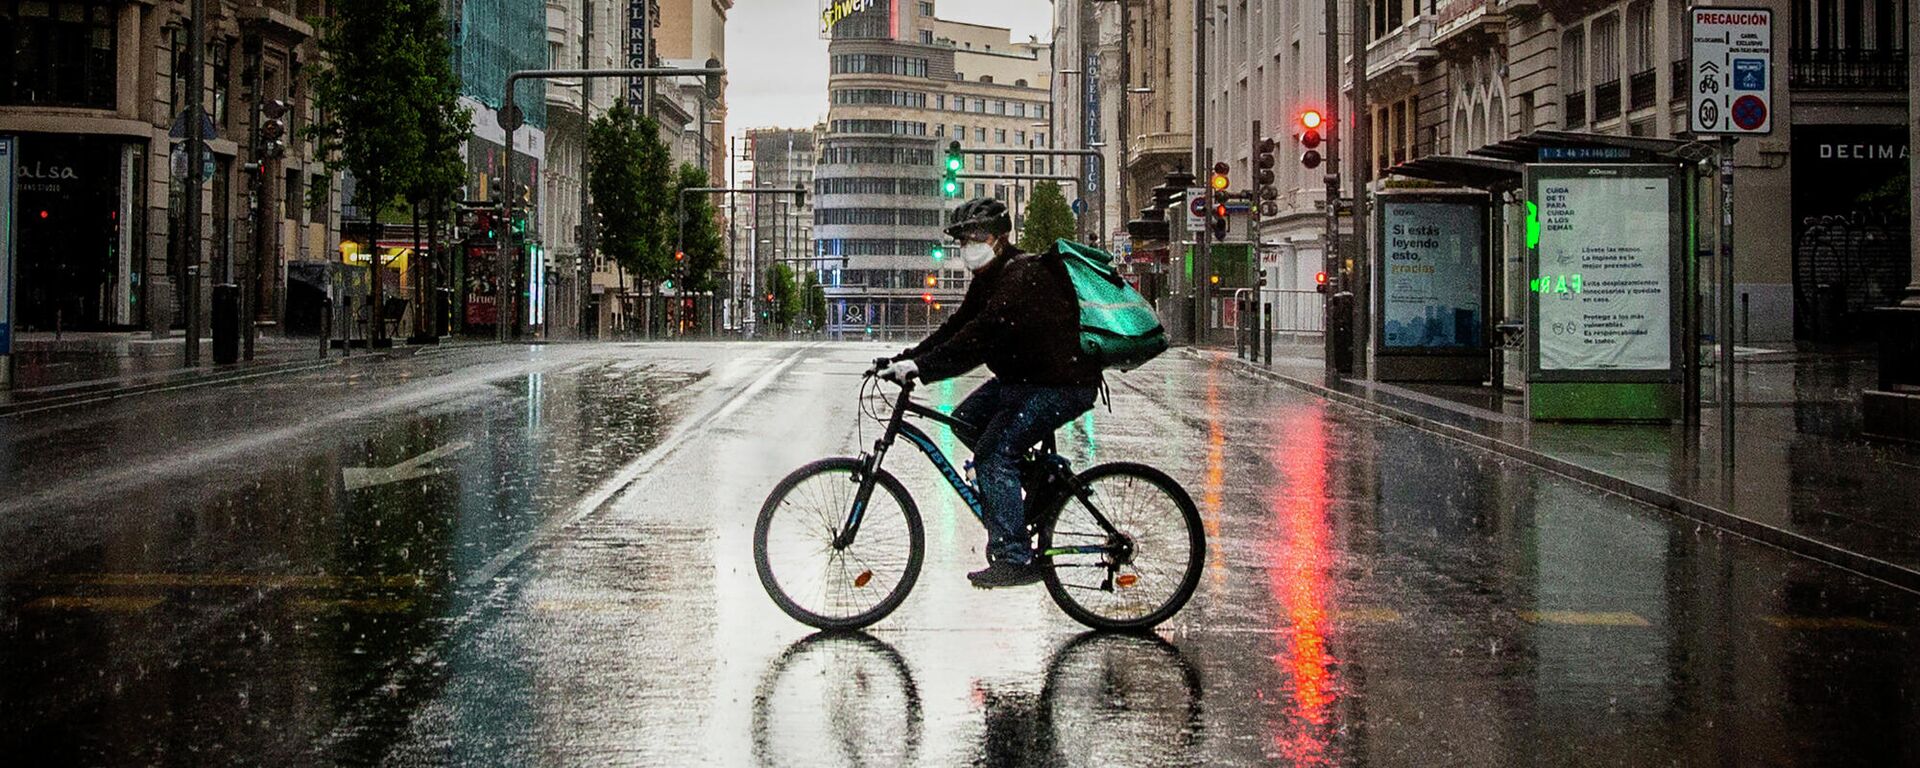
[1690,7,1773,135]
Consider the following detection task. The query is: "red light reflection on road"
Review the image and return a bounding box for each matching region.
[1268,407,1339,764]
[1201,364,1228,587]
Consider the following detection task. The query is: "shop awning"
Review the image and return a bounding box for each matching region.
[1389,130,1710,192]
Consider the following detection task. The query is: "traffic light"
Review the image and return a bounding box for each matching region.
[1209,202,1228,240]
[489,177,506,202]
[510,210,528,236]
[924,274,937,287]
[704,57,723,100]
[675,250,685,263]
[942,141,963,198]
[259,99,288,160]
[931,245,945,261]
[1298,109,1325,169]
[1208,161,1230,195]
[1254,136,1279,218]
[921,292,933,303]
[1315,270,1329,294]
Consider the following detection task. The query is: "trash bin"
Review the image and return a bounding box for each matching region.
[212,283,240,364]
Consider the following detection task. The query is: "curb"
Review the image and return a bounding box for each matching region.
[1188,348,1920,595]
[0,342,472,418]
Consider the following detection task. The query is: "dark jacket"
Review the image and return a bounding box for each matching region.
[899,247,1101,387]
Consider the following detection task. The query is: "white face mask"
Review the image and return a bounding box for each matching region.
[958,241,996,270]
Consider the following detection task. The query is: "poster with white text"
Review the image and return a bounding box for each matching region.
[1536,174,1672,371]
[1381,200,1485,349]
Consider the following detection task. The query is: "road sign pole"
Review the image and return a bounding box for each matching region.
[1719,135,1737,493]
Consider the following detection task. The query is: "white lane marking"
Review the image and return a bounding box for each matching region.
[341,440,473,492]
[461,346,810,588]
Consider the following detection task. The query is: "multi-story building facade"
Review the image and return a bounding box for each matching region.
[0,0,333,338]
[742,126,819,334]
[815,0,1053,339]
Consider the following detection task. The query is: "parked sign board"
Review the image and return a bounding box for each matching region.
[1378,198,1485,350]
[1689,7,1773,135]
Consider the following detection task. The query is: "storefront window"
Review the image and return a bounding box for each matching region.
[0,0,117,108]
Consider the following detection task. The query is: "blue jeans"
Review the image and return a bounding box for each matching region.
[952,379,1098,566]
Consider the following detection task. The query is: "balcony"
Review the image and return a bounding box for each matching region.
[1564,91,1587,128]
[1791,48,1908,91]
[1432,0,1504,48]
[1592,79,1621,122]
[1628,69,1657,112]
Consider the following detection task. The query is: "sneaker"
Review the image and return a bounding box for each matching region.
[967,560,1045,589]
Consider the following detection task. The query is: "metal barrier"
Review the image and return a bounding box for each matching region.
[1261,289,1325,334]
[1234,288,1327,364]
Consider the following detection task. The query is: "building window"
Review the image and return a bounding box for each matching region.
[934,124,944,137]
[1625,1,1654,74]
[975,126,986,142]
[3,0,118,108]
[1561,28,1587,127]
[992,100,1005,115]
[971,98,984,112]
[953,122,964,137]
[936,94,945,110]
[1016,130,1026,145]
[980,75,993,83]
[1013,103,1026,117]
[920,29,933,44]
[918,1,933,16]
[994,156,1005,172]
[995,128,1006,144]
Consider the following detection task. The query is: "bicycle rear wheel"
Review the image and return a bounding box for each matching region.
[755,458,924,630]
[1038,462,1204,631]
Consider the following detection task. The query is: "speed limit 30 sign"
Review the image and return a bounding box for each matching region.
[1690,7,1772,135]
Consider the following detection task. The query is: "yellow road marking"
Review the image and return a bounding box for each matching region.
[1763,616,1898,631]
[291,598,415,614]
[1331,607,1404,623]
[25,595,164,613]
[33,573,422,590]
[1520,610,1652,627]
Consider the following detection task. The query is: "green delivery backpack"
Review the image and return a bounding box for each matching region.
[1052,239,1169,371]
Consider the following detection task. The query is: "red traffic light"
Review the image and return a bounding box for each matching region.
[674,251,685,261]
[1315,271,1329,293]
[1300,109,1323,130]
[921,292,933,303]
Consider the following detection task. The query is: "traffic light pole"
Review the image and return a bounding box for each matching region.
[500,64,725,341]
[1322,0,1342,372]
[1192,0,1210,347]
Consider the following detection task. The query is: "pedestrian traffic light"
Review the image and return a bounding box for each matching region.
[1208,161,1230,194]
[1298,109,1325,169]
[1254,136,1278,217]
[510,210,528,236]
[943,141,963,198]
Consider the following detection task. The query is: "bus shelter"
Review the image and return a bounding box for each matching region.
[1387,131,1710,423]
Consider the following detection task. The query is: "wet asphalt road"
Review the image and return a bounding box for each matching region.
[2,342,1917,766]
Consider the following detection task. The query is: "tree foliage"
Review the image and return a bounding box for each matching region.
[587,105,676,282]
[1017,181,1079,253]
[308,0,461,222]
[673,164,725,292]
[766,263,801,330]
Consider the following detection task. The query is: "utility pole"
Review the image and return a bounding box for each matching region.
[244,36,263,361]
[578,0,594,341]
[1351,0,1371,378]
[184,0,206,364]
[1191,0,1208,345]
[1322,0,1340,370]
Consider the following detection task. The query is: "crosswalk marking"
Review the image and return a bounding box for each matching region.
[1519,610,1652,627]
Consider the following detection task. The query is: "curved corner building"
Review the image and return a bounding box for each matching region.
[816,1,1052,340]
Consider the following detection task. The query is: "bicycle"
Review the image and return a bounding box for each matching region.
[753,364,1206,631]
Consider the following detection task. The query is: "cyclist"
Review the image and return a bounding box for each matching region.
[874,198,1101,588]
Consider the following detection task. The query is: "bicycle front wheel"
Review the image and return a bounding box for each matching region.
[755,458,924,630]
[1038,462,1204,631]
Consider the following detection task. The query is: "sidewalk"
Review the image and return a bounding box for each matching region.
[1199,343,1920,593]
[1,331,440,414]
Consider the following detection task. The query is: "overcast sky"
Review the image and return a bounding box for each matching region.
[724,0,1054,149]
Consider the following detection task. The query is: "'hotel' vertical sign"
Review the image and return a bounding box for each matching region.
[626,0,652,108]
[0,136,15,387]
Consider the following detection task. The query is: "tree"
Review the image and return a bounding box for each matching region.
[766,263,800,330]
[673,164,725,292]
[803,271,827,331]
[1018,180,1079,253]
[588,106,677,286]
[309,0,465,339]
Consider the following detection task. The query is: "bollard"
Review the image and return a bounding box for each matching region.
[211,283,240,364]
[320,297,332,358]
[1263,301,1273,366]
[341,296,353,357]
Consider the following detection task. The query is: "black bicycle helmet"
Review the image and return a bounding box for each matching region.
[944,197,1012,239]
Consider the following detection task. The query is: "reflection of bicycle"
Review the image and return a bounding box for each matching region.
[1036,632,1205,766]
[751,631,923,768]
[754,371,1206,631]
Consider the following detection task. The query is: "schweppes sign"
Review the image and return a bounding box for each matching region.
[820,0,878,35]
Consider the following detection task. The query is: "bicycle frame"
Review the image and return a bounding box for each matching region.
[834,379,1117,561]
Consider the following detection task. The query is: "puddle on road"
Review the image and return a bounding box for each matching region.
[0,362,687,763]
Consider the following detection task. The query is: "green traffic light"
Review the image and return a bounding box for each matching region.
[942,180,959,197]
[946,155,963,172]
[931,246,945,260]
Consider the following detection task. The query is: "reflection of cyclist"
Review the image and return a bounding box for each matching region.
[874,198,1101,588]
